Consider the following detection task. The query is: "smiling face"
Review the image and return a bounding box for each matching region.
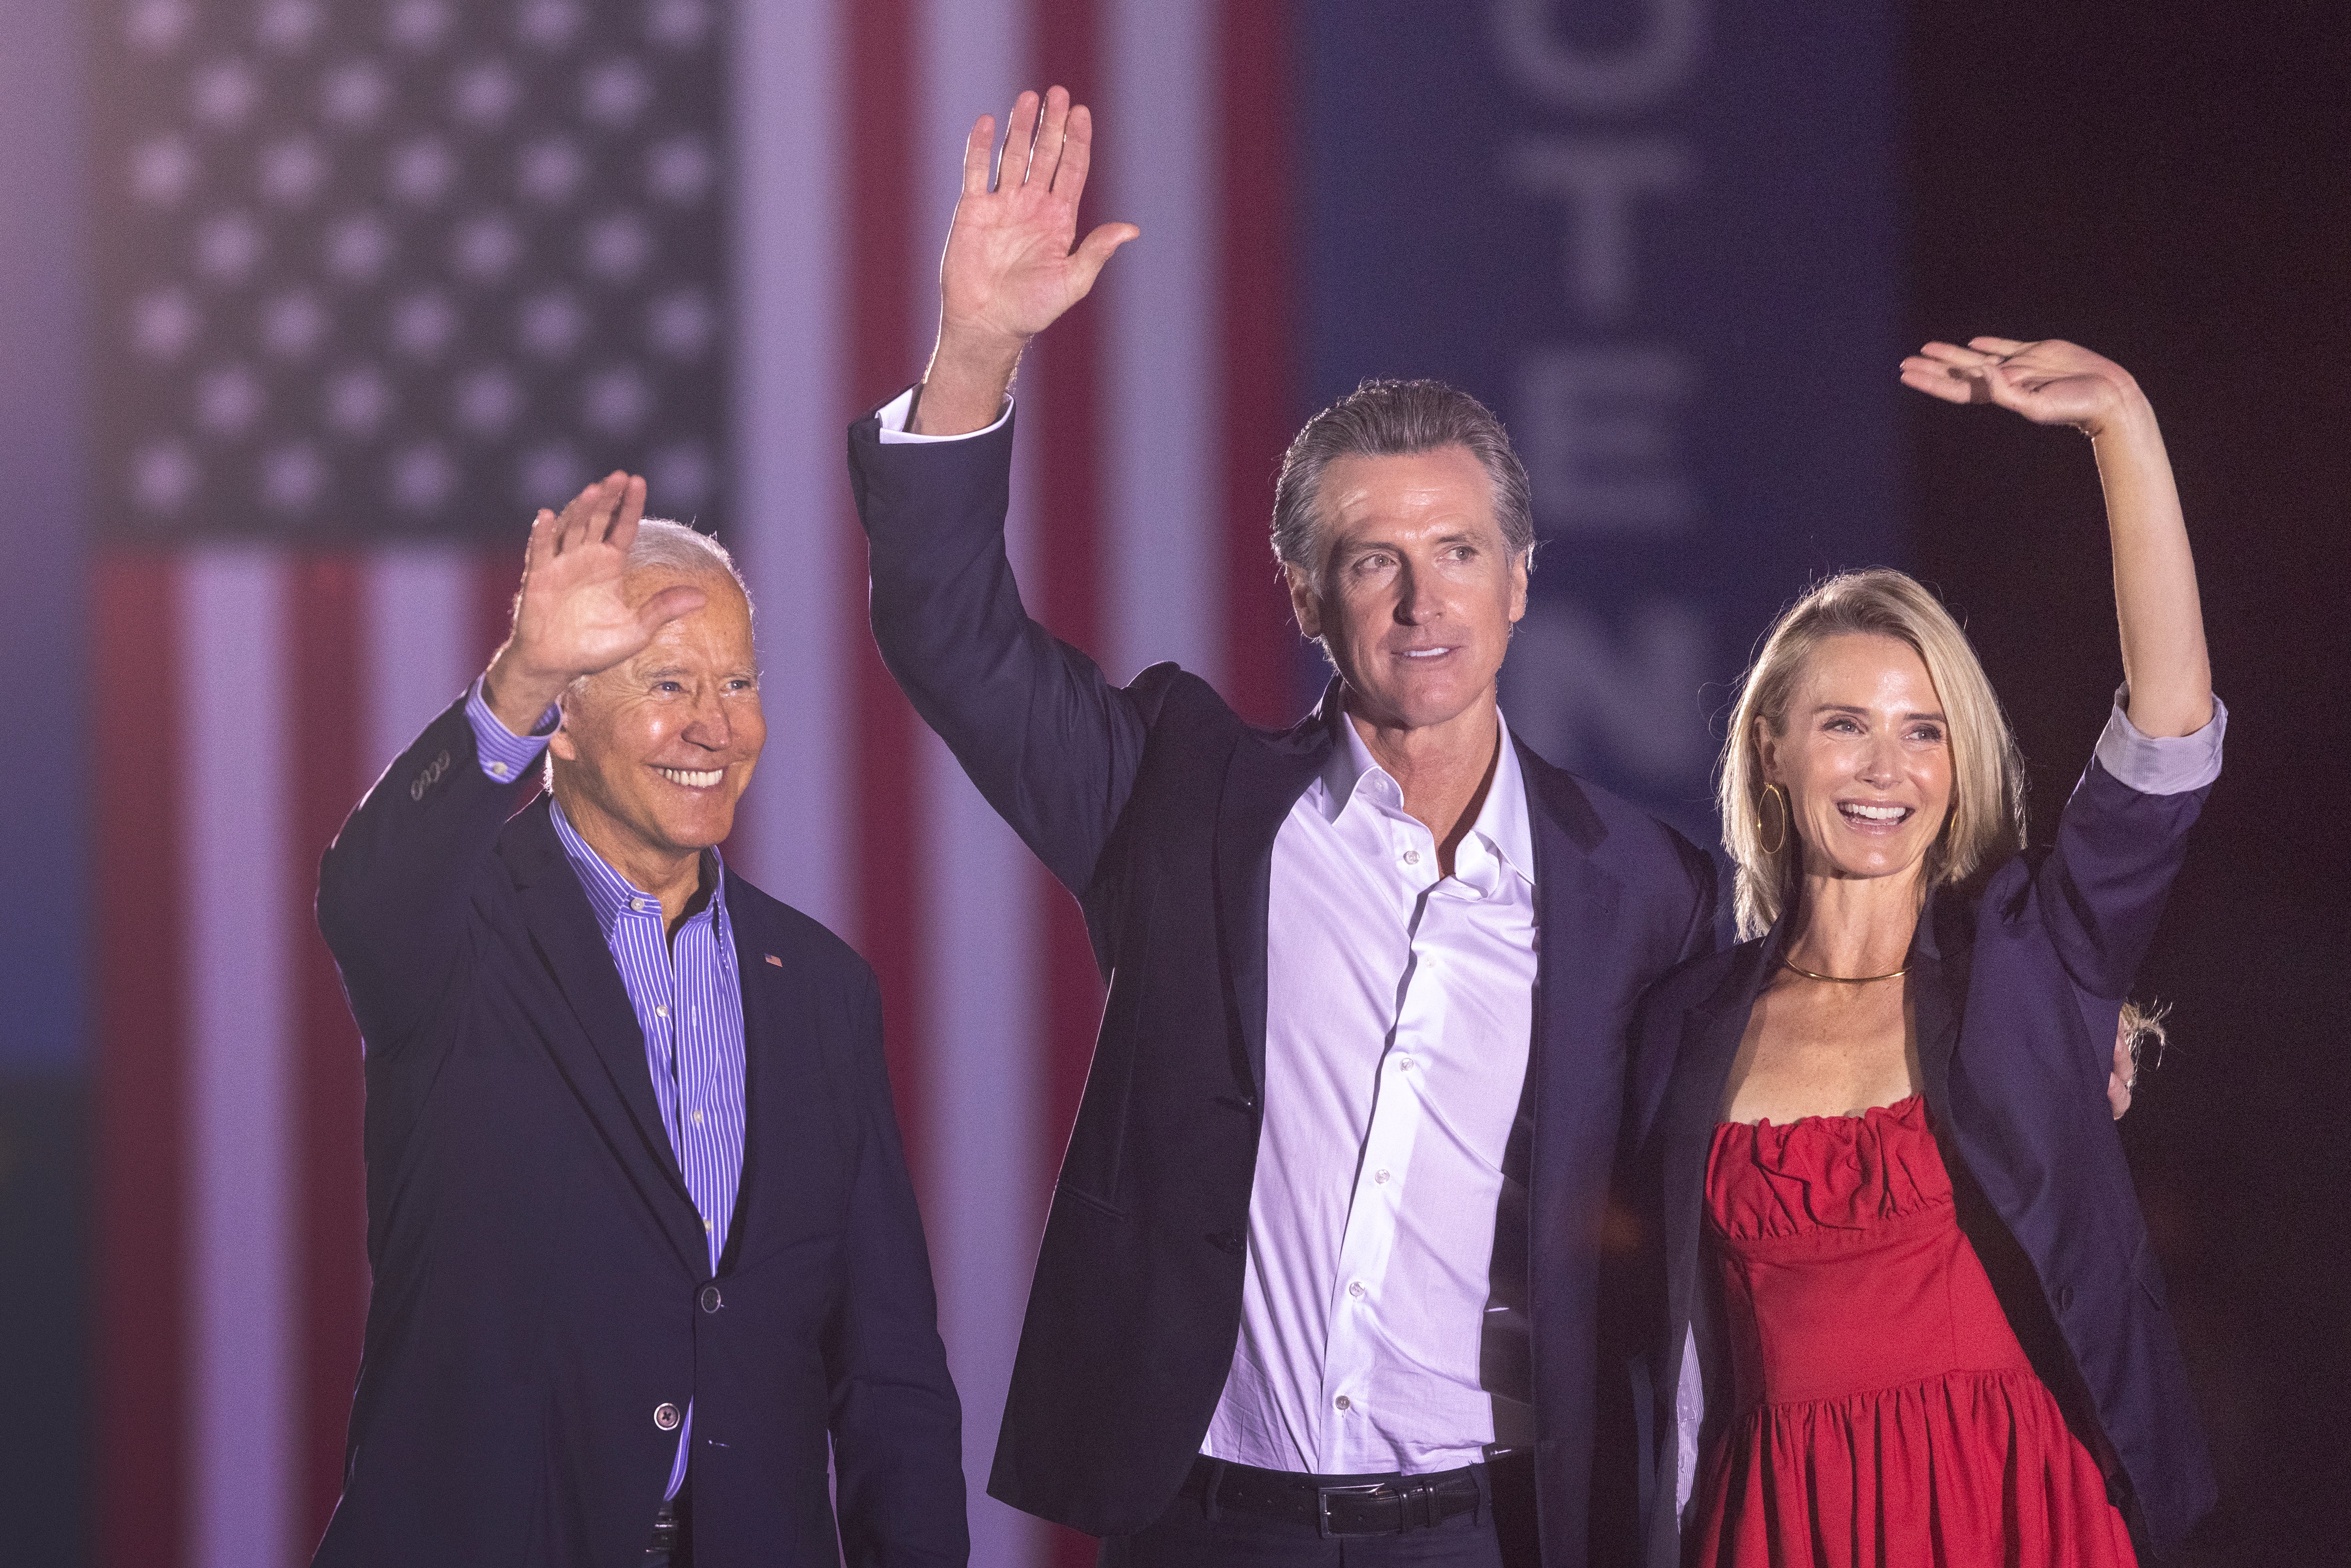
[1287,444,1529,733]
[547,569,764,880]
[1760,631,1953,889]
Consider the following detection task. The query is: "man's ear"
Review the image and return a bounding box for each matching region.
[546,697,578,763]
[1286,562,1323,640]
[1507,547,1530,625]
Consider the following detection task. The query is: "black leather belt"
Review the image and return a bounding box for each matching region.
[1183,1453,1507,1537]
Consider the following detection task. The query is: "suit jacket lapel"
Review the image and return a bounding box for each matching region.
[503,802,705,1274]
[1212,681,1341,1097]
[1658,927,1781,1329]
[1518,747,1632,1227]
[1908,886,1972,1113]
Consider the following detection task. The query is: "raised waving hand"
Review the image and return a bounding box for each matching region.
[1901,337,2212,739]
[481,472,708,734]
[911,87,1140,435]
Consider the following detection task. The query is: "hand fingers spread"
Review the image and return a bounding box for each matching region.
[1004,90,1042,185]
[962,114,997,196]
[1053,101,1094,197]
[1035,85,1072,190]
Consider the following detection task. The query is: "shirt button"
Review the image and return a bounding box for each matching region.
[632,898,652,914]
[488,761,510,778]
[689,1110,702,1126]
[654,1403,682,1431]
[1333,1395,1351,1411]
[655,1005,668,1018]
[1394,1055,1415,1072]
[1402,849,1420,866]
[1348,1281,1366,1300]
[1373,1169,1390,1184]
[702,1218,712,1232]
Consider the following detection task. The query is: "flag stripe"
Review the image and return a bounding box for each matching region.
[290,558,367,1557]
[183,551,295,1568]
[733,0,848,932]
[908,7,1055,1565]
[361,548,479,786]
[849,0,934,1187]
[1217,0,1298,727]
[95,552,187,1568]
[1104,0,1222,692]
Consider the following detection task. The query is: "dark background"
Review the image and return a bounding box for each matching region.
[1905,2,2351,1559]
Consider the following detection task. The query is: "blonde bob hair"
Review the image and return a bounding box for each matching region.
[1719,568,2028,940]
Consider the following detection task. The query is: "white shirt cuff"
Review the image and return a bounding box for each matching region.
[2094,687,2225,796]
[874,386,1013,444]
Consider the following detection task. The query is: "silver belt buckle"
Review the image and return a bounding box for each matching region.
[1315,1481,1391,1538]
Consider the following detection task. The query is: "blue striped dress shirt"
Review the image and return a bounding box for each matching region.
[465,678,746,1502]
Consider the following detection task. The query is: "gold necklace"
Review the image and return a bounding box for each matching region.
[1780,955,1909,984]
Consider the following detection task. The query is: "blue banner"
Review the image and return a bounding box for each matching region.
[1302,0,1901,838]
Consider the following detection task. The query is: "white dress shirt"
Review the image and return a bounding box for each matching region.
[1203,712,1540,1477]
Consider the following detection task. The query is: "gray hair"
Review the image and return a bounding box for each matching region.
[1269,379,1537,578]
[629,516,748,606]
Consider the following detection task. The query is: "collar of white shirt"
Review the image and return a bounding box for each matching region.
[1314,706,1537,897]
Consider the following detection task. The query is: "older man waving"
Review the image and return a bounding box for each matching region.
[312,477,965,1568]
[851,88,1715,1567]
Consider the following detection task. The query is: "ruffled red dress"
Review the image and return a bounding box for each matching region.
[1686,1095,2137,1568]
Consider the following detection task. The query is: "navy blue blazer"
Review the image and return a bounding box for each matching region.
[1623,757,2218,1563]
[851,404,1716,1563]
[312,699,966,1568]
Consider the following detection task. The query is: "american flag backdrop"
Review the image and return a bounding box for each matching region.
[88,2,1296,1567]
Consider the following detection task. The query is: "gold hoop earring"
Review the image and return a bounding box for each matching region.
[1758,783,1789,858]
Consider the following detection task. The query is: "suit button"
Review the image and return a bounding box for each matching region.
[654,1403,682,1431]
[699,1284,723,1313]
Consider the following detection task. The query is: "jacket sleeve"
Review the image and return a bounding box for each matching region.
[2028,698,2223,1004]
[826,966,969,1568]
[849,402,1149,898]
[315,694,533,1052]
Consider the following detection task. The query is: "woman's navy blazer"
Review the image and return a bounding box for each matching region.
[1623,746,2221,1563]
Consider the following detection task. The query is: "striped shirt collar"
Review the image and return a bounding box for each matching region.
[547,794,730,942]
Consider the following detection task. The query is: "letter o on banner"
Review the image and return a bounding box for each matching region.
[1491,0,1705,112]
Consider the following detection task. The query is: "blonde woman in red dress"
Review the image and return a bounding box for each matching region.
[1621,338,2220,1566]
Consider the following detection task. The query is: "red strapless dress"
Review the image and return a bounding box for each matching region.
[1686,1094,2136,1568]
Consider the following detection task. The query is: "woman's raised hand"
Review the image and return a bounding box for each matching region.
[1900,337,2145,439]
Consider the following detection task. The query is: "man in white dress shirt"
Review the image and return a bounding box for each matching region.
[849,88,1716,1566]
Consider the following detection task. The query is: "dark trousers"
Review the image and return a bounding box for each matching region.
[1098,1458,1537,1568]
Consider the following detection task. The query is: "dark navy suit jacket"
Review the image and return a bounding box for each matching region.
[1623,758,2218,1564]
[311,700,966,1568]
[851,405,1716,1564]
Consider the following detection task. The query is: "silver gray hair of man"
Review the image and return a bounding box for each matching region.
[628,516,749,609]
[1269,378,1538,580]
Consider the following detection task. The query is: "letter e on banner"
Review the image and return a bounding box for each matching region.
[1519,347,1695,535]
